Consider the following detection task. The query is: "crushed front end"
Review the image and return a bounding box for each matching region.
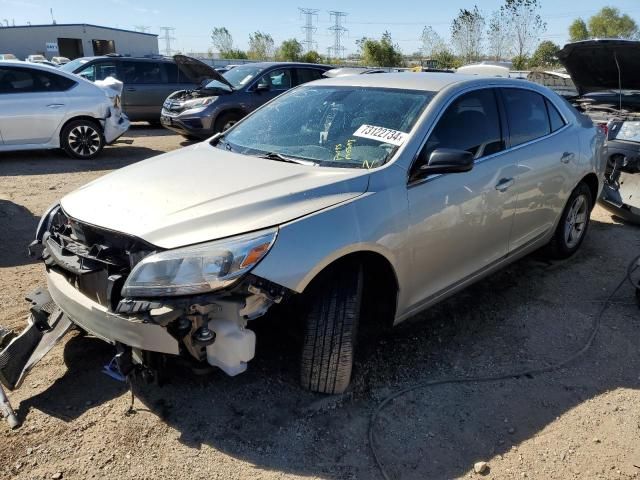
[28,205,289,379]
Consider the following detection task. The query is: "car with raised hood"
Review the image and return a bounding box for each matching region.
[160,60,331,139]
[60,54,218,123]
[0,60,129,159]
[559,39,640,224]
[2,73,604,396]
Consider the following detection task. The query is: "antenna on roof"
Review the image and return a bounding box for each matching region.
[614,52,622,112]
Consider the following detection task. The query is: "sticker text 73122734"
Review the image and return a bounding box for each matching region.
[353,124,409,147]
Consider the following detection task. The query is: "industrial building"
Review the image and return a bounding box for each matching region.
[0,24,158,60]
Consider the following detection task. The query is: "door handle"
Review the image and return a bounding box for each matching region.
[46,104,65,108]
[561,152,575,164]
[495,177,515,192]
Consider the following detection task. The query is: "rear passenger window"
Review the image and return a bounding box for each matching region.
[502,89,551,146]
[545,98,565,132]
[424,88,504,160]
[295,68,324,85]
[0,68,75,93]
[122,61,164,84]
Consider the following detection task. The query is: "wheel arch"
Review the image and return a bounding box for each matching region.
[580,172,599,208]
[300,249,399,329]
[59,115,103,138]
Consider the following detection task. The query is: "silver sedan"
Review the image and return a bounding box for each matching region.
[20,73,605,396]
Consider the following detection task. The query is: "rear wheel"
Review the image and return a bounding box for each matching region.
[214,112,242,133]
[60,119,104,159]
[546,182,593,259]
[300,265,363,394]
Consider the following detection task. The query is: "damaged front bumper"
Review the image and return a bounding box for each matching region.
[598,135,640,224]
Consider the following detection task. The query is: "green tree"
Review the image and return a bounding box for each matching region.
[248,31,275,60]
[568,19,589,41]
[356,31,404,67]
[529,40,560,68]
[433,49,459,69]
[211,27,234,57]
[301,50,322,63]
[275,39,303,61]
[511,54,528,70]
[588,7,638,39]
[221,49,248,60]
[451,6,485,63]
[487,9,513,61]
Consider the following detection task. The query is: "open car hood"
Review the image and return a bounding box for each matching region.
[558,39,640,96]
[173,54,233,89]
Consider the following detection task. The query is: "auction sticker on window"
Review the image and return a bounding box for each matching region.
[353,124,408,146]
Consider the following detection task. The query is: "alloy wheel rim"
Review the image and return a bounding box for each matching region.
[564,194,588,249]
[222,120,237,131]
[68,125,101,157]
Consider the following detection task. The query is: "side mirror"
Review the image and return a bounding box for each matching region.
[420,148,474,175]
[255,82,270,92]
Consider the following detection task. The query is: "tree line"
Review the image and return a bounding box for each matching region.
[209,2,638,70]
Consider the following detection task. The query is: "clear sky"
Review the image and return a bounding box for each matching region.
[1,0,639,55]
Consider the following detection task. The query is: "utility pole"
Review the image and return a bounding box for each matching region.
[328,11,347,60]
[299,7,319,52]
[159,27,176,56]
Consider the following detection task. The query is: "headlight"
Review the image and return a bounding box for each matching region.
[182,96,217,110]
[34,202,60,243]
[122,228,277,297]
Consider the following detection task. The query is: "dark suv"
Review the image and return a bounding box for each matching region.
[60,55,214,123]
[160,60,330,138]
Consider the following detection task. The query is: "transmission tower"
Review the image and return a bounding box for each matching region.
[159,27,176,56]
[299,7,319,52]
[134,25,150,33]
[328,11,348,59]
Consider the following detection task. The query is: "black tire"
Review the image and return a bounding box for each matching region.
[300,265,363,394]
[181,134,202,142]
[214,112,242,133]
[546,182,593,259]
[60,119,104,159]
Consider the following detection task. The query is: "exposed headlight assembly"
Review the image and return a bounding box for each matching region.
[34,202,61,243]
[122,228,277,297]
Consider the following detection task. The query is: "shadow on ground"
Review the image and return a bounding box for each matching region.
[0,199,40,267]
[19,217,640,478]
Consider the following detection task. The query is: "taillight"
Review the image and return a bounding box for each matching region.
[597,123,608,137]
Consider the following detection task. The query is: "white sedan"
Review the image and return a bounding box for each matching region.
[0,61,129,159]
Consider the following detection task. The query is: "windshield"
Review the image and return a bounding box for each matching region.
[222,65,263,89]
[59,58,89,73]
[220,86,434,169]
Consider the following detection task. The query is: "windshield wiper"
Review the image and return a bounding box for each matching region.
[258,152,318,166]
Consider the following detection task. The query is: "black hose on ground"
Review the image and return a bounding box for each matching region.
[368,254,640,480]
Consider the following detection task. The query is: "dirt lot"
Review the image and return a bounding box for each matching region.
[1,125,639,480]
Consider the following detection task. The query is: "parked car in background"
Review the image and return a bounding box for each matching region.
[16,73,604,396]
[0,61,129,159]
[323,66,410,77]
[161,60,331,138]
[26,54,47,63]
[51,56,71,66]
[559,39,640,224]
[60,54,214,123]
[0,54,18,61]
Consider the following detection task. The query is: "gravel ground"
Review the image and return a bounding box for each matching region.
[1,125,639,480]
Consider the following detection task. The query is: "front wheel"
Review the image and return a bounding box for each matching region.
[300,265,363,394]
[214,112,242,134]
[60,120,104,159]
[546,182,593,259]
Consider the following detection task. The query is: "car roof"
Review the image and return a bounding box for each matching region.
[233,62,330,69]
[311,72,527,92]
[79,55,174,63]
[0,59,96,82]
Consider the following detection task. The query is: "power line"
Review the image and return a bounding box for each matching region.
[328,10,348,59]
[299,7,319,52]
[159,26,176,56]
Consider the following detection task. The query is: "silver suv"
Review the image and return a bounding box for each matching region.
[18,73,605,395]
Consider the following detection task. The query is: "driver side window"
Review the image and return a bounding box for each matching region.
[419,88,504,167]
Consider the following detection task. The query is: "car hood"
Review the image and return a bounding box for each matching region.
[60,143,369,249]
[558,39,640,95]
[173,54,233,89]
